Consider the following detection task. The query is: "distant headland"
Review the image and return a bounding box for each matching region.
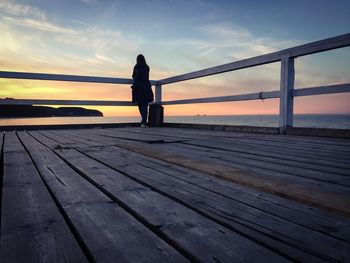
[0,105,103,118]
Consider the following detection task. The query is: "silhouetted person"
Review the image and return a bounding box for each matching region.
[131,54,154,127]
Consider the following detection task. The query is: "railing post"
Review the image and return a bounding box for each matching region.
[279,56,295,134]
[155,84,162,103]
[148,83,164,127]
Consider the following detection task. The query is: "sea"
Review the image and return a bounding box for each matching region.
[0,114,350,129]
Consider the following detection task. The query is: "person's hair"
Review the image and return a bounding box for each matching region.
[136,54,147,66]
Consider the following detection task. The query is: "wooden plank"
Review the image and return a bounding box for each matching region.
[0,132,87,263]
[219,137,350,163]
[183,139,350,174]
[239,135,350,153]
[157,142,350,187]
[108,148,350,242]
[98,128,350,170]
[40,129,113,147]
[35,131,350,262]
[36,129,350,237]
[217,137,350,164]
[71,128,350,185]
[17,131,186,263]
[79,128,350,177]
[32,131,350,261]
[180,142,350,179]
[26,131,291,262]
[84,127,185,143]
[40,130,94,147]
[135,126,350,148]
[69,128,350,181]
[37,128,350,212]
[101,139,350,216]
[238,133,350,148]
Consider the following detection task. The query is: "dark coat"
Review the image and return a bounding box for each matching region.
[131,64,154,103]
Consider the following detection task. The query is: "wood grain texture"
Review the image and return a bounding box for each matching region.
[0,132,87,263]
[29,131,290,262]
[4,126,350,262]
[43,128,350,215]
[17,131,186,263]
[34,129,350,262]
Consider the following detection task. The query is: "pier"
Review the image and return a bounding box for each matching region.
[1,34,350,262]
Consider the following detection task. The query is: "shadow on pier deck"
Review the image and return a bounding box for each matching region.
[1,126,350,262]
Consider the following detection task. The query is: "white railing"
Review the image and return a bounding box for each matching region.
[1,33,350,132]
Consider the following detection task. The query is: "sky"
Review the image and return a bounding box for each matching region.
[0,0,350,116]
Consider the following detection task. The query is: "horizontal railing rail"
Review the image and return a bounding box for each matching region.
[161,83,350,105]
[162,91,280,105]
[158,33,350,85]
[0,71,158,85]
[0,33,349,132]
[0,98,135,106]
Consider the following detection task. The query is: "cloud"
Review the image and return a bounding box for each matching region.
[0,0,46,19]
[2,16,77,34]
[0,1,142,77]
[80,0,99,5]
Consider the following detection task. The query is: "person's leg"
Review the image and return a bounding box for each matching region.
[141,102,148,124]
[138,102,148,124]
[137,103,143,122]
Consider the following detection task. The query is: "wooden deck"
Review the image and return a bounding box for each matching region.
[1,127,350,262]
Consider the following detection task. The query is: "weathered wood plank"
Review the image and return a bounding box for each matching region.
[37,130,350,262]
[0,132,87,263]
[39,130,109,147]
[239,136,350,153]
[150,142,350,189]
[72,127,350,186]
[220,134,350,153]
[241,132,350,147]
[136,126,350,146]
[110,148,350,242]
[17,131,186,263]
[175,143,350,184]
[28,131,291,262]
[212,137,350,164]
[45,130,349,213]
[40,130,95,147]
[36,129,350,241]
[118,126,350,150]
[103,140,350,215]
[182,138,350,173]
[86,128,184,143]
[101,128,350,174]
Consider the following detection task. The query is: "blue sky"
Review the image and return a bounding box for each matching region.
[0,0,349,116]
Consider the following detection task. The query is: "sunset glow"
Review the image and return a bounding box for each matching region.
[1,0,349,116]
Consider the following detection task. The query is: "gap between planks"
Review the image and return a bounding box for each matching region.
[27,130,350,263]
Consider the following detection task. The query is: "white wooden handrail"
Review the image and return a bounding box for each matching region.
[0,33,349,132]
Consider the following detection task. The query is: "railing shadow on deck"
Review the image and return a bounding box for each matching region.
[1,33,350,134]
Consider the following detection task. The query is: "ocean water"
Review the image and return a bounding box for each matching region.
[0,114,349,129]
